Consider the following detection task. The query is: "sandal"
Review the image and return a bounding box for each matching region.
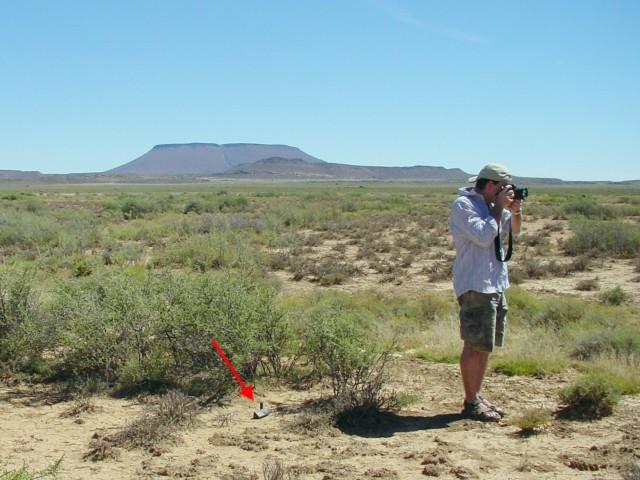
[478,395,507,417]
[462,400,501,422]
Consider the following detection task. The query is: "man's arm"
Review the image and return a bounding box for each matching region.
[450,199,499,248]
[508,199,523,234]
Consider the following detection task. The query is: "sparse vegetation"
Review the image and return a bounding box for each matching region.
[1,183,640,478]
[565,218,640,258]
[559,373,621,419]
[599,286,630,305]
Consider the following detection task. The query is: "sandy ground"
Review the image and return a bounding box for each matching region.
[1,357,639,479]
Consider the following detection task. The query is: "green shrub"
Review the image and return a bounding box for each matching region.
[0,210,60,251]
[70,255,96,277]
[218,195,249,212]
[120,197,156,220]
[183,200,203,214]
[564,199,620,220]
[565,219,640,258]
[0,269,35,340]
[559,373,620,419]
[571,328,640,363]
[599,286,629,305]
[300,297,398,425]
[530,298,586,330]
[34,268,288,396]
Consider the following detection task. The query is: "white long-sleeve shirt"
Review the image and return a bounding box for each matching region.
[449,187,512,298]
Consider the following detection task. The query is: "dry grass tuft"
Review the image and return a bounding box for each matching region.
[60,396,98,418]
[509,408,552,436]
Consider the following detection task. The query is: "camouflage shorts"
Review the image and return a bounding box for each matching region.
[458,290,508,353]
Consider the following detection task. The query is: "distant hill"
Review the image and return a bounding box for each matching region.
[107,143,324,176]
[0,170,44,180]
[227,157,472,182]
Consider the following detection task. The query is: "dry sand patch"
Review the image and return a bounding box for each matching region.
[2,358,639,479]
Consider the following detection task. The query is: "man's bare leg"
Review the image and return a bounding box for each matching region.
[460,346,490,403]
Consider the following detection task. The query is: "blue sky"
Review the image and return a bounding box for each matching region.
[0,0,638,181]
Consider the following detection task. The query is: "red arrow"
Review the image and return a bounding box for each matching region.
[210,339,254,401]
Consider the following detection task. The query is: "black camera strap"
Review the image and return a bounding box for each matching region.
[494,222,513,262]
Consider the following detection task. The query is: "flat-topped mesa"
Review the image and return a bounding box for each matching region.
[107,143,324,176]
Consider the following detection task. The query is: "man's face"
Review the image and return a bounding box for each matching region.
[489,180,508,198]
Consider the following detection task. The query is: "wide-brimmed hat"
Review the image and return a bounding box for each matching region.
[468,163,512,183]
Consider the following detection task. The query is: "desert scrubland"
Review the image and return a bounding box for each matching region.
[1,182,639,479]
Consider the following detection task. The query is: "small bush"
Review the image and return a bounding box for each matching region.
[71,255,95,277]
[120,197,156,220]
[290,257,361,285]
[568,255,591,272]
[301,298,398,426]
[60,396,98,418]
[558,373,620,419]
[218,195,249,212]
[262,457,299,480]
[575,278,598,291]
[509,408,552,435]
[0,269,35,340]
[0,458,63,480]
[599,286,629,305]
[183,200,203,214]
[517,257,546,279]
[110,390,197,449]
[287,409,333,436]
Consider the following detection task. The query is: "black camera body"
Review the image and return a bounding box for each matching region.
[512,185,528,201]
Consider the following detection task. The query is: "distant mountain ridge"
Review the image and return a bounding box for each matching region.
[3,142,626,183]
[228,157,472,181]
[107,143,324,175]
[0,170,44,180]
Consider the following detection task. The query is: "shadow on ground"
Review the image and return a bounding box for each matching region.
[337,411,467,438]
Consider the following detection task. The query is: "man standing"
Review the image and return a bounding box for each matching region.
[449,163,523,422]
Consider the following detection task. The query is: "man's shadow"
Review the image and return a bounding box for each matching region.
[335,411,467,438]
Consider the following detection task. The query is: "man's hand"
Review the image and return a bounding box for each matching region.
[508,199,523,214]
[492,185,513,221]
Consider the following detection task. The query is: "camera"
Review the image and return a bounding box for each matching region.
[512,185,528,201]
